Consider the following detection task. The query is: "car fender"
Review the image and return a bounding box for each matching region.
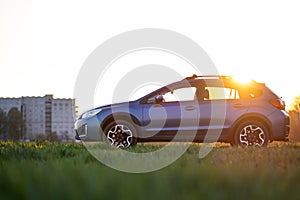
[230,113,272,141]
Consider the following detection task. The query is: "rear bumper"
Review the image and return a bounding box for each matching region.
[271,113,290,141]
[283,116,290,141]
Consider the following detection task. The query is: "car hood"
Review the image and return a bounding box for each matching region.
[94,101,135,110]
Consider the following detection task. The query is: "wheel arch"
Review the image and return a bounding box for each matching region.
[100,112,141,133]
[230,113,273,142]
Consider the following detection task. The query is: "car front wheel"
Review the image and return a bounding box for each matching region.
[104,120,137,148]
[234,120,269,147]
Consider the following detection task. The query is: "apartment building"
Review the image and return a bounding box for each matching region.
[0,95,77,141]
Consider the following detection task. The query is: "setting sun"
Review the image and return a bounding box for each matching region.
[232,75,254,85]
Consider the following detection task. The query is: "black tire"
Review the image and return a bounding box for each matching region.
[103,119,138,148]
[233,120,269,147]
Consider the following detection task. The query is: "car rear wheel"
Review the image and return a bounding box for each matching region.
[104,120,137,148]
[234,120,269,147]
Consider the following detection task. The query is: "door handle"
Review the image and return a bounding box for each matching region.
[185,106,196,111]
[234,103,244,108]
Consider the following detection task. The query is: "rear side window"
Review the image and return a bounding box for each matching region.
[239,86,263,99]
[198,85,262,100]
[248,87,262,98]
[205,87,240,100]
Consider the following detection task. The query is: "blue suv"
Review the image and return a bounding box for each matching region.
[75,75,290,147]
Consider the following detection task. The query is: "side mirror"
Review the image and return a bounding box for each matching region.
[155,95,165,104]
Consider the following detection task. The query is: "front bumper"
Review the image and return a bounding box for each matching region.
[75,131,81,140]
[74,115,102,141]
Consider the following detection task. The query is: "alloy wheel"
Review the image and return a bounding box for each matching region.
[239,124,266,147]
[107,124,133,148]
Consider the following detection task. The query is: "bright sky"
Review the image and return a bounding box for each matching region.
[1,0,300,110]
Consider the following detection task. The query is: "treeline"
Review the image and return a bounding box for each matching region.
[0,107,66,142]
[288,95,300,141]
[0,107,24,141]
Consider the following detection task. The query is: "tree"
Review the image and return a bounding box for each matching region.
[46,132,60,142]
[0,108,7,140]
[289,95,300,141]
[290,95,300,113]
[7,107,24,141]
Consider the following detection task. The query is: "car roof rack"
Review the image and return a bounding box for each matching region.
[184,74,233,81]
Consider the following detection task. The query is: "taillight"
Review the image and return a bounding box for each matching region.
[269,98,285,110]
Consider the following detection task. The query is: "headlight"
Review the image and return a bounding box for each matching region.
[81,108,102,119]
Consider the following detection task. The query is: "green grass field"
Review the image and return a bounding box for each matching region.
[1,141,300,200]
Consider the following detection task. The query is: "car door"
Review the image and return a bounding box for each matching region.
[141,85,200,140]
[197,83,250,141]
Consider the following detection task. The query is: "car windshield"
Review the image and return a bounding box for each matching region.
[129,85,162,101]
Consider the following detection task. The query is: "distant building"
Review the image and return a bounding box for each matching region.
[0,97,21,113]
[0,95,77,141]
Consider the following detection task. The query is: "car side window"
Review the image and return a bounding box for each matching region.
[248,87,262,98]
[238,86,262,99]
[205,87,240,100]
[163,87,196,102]
[146,86,196,103]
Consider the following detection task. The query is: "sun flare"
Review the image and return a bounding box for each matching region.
[232,75,253,84]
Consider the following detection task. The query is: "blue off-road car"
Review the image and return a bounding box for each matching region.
[75,75,290,147]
